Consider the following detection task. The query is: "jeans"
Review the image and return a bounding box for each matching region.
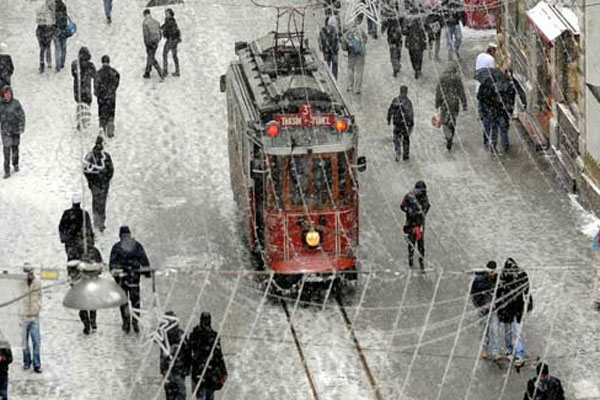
[504,319,525,358]
[393,128,410,159]
[145,43,163,77]
[192,378,214,400]
[388,43,402,73]
[165,374,186,400]
[445,23,462,57]
[3,145,18,174]
[481,106,493,146]
[54,34,67,70]
[480,310,500,356]
[324,52,338,79]
[347,54,365,93]
[406,225,425,268]
[103,0,112,18]
[495,113,510,151]
[22,319,41,369]
[163,39,180,75]
[90,184,109,230]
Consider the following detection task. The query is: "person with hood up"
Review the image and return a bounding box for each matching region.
[470,261,501,360]
[58,192,95,261]
[403,12,427,79]
[161,9,181,77]
[0,330,13,400]
[142,9,164,80]
[0,86,26,179]
[318,16,339,79]
[382,5,403,78]
[340,14,368,94]
[35,1,55,74]
[159,311,190,400]
[187,312,227,400]
[0,43,14,87]
[72,46,96,131]
[497,257,532,367]
[435,62,467,151]
[53,0,68,71]
[109,226,151,334]
[400,181,430,270]
[21,266,42,373]
[386,85,414,161]
[523,362,565,400]
[424,1,443,61]
[83,136,114,232]
[94,55,120,137]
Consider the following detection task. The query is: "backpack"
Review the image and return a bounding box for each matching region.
[346,31,363,55]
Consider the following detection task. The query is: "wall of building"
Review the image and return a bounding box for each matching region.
[585,6,600,162]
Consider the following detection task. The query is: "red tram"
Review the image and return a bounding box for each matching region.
[220,31,366,291]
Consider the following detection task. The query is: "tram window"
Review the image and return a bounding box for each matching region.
[269,156,283,209]
[338,152,348,204]
[313,157,333,206]
[290,156,308,206]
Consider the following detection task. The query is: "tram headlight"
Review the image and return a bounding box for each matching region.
[305,230,321,248]
[334,118,348,133]
[266,121,280,137]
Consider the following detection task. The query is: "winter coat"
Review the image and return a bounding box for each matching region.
[58,205,94,247]
[22,279,42,319]
[385,17,404,47]
[0,346,12,376]
[94,65,120,102]
[54,0,68,34]
[441,0,465,26]
[71,47,96,104]
[435,64,467,126]
[161,16,181,42]
[143,16,162,47]
[0,54,14,87]
[160,325,190,378]
[497,261,531,324]
[478,72,527,118]
[380,0,400,34]
[319,24,339,56]
[83,149,114,189]
[387,94,414,131]
[470,273,497,311]
[187,325,226,390]
[109,238,151,286]
[425,7,444,40]
[403,16,427,52]
[523,376,565,400]
[36,25,56,49]
[341,24,368,56]
[0,86,26,147]
[400,189,430,228]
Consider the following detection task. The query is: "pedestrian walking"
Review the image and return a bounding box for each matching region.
[341,15,368,94]
[188,312,227,400]
[318,17,339,79]
[497,257,532,367]
[161,9,181,77]
[69,246,103,335]
[523,362,565,400]
[424,2,443,61]
[474,43,497,94]
[400,181,430,270]
[386,85,414,161]
[470,261,501,360]
[159,311,190,400]
[21,266,42,373]
[0,86,26,179]
[434,62,467,150]
[35,1,55,74]
[58,192,95,261]
[103,0,112,24]
[441,0,465,60]
[83,136,114,232]
[142,9,164,80]
[109,226,151,334]
[0,43,14,87]
[0,331,13,400]
[362,0,379,39]
[94,55,120,137]
[72,46,96,131]
[382,9,403,77]
[403,13,428,79]
[53,0,68,71]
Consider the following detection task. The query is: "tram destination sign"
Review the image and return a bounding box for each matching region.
[273,102,335,127]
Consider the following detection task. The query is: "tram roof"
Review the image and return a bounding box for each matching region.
[234,32,349,115]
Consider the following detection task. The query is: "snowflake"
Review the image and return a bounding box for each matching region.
[344,0,381,27]
[131,292,179,356]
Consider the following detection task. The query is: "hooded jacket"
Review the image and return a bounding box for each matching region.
[109,237,151,286]
[187,321,226,388]
[0,44,14,87]
[435,63,467,125]
[58,204,94,247]
[497,258,531,324]
[54,0,68,32]
[387,92,414,131]
[160,322,190,378]
[94,65,120,101]
[161,16,181,42]
[400,187,430,227]
[83,146,114,189]
[523,376,565,400]
[0,331,12,376]
[72,47,96,104]
[403,15,427,52]
[0,86,26,144]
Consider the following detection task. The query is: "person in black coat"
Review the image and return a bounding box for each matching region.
[523,363,565,400]
[0,43,14,86]
[159,311,190,400]
[58,192,95,261]
[109,226,151,334]
[403,13,427,79]
[470,261,501,359]
[161,9,181,77]
[187,312,226,400]
[400,181,430,269]
[387,85,414,161]
[319,17,339,79]
[72,47,96,131]
[0,86,26,179]
[53,0,68,71]
[383,11,403,77]
[425,4,443,61]
[0,332,13,400]
[94,55,120,137]
[83,136,114,232]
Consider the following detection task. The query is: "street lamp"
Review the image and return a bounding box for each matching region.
[63,261,127,309]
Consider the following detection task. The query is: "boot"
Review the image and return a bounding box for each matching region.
[446,138,453,151]
[132,320,140,333]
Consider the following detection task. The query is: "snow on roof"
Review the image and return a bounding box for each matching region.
[526,1,579,43]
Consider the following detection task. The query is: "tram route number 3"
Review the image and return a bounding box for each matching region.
[274,102,336,127]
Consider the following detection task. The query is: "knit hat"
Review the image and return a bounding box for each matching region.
[95,136,104,145]
[119,225,131,236]
[72,192,82,204]
[485,261,497,272]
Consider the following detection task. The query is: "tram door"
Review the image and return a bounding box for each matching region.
[251,143,265,250]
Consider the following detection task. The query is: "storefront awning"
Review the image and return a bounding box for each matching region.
[526,1,579,44]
